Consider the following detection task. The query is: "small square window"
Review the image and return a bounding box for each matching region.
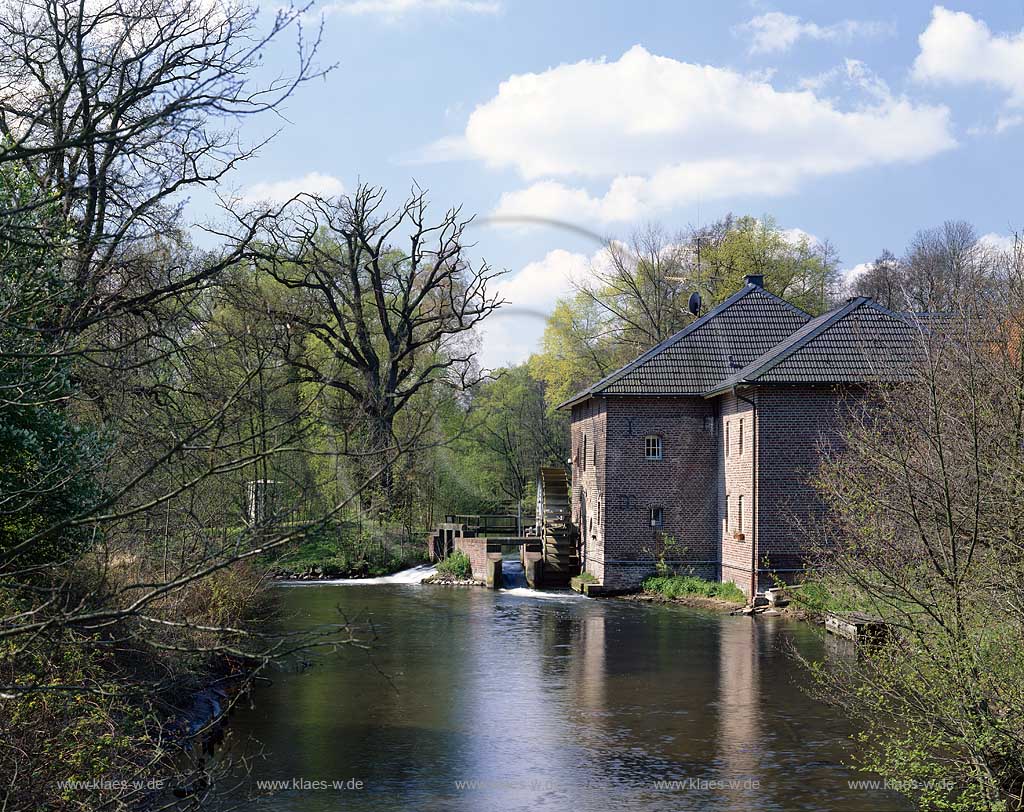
[650,506,664,528]
[644,435,663,460]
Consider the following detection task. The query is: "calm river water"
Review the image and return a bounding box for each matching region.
[225,571,909,812]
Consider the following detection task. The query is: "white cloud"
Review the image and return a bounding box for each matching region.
[737,12,894,55]
[913,6,1024,100]
[979,232,1017,253]
[241,172,345,204]
[319,0,499,20]
[442,45,954,225]
[780,226,820,247]
[479,247,594,368]
[913,6,1024,128]
[843,262,872,282]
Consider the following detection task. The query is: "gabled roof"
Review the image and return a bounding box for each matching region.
[704,297,925,395]
[557,284,811,409]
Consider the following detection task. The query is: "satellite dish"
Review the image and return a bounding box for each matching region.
[688,291,702,316]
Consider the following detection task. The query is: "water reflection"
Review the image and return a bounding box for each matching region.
[224,585,909,812]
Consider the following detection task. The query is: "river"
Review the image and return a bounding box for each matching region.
[225,568,909,812]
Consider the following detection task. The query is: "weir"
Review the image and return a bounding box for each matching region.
[426,468,580,590]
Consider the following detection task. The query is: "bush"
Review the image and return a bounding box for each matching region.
[642,574,746,603]
[435,549,472,579]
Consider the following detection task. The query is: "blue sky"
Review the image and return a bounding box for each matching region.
[211,0,1024,368]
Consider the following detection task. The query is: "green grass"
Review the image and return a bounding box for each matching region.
[786,581,876,615]
[576,571,597,584]
[435,550,472,580]
[642,574,746,604]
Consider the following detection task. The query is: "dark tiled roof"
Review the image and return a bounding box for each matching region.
[556,284,810,409]
[706,297,925,394]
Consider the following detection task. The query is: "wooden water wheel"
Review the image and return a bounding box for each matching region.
[536,467,578,586]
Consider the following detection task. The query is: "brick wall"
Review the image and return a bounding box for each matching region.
[718,390,758,597]
[754,385,859,592]
[570,398,607,583]
[454,537,489,581]
[567,385,860,596]
[590,395,717,589]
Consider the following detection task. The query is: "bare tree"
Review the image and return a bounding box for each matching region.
[0,0,326,331]
[574,223,692,353]
[850,221,1003,313]
[805,235,1024,810]
[251,184,503,493]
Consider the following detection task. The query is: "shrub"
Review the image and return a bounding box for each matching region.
[435,549,472,579]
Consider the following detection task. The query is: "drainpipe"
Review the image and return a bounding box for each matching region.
[735,387,758,600]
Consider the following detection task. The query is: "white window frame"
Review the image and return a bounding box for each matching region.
[650,506,664,528]
[644,435,663,461]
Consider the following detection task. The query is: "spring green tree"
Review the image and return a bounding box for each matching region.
[532,215,840,407]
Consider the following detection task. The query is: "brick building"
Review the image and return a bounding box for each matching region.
[558,275,922,598]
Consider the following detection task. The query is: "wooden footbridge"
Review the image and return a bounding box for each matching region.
[426,468,579,589]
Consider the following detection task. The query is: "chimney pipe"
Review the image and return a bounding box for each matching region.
[744,274,764,288]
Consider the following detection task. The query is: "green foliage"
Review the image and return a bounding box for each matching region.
[804,303,1024,810]
[643,574,746,604]
[530,295,627,409]
[435,549,472,580]
[270,521,426,578]
[449,364,568,514]
[697,215,838,315]
[0,160,101,571]
[650,533,682,577]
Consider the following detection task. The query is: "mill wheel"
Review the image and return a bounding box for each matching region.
[536,467,578,587]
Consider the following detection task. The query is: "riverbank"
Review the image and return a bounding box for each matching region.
[618,590,744,613]
[267,523,428,580]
